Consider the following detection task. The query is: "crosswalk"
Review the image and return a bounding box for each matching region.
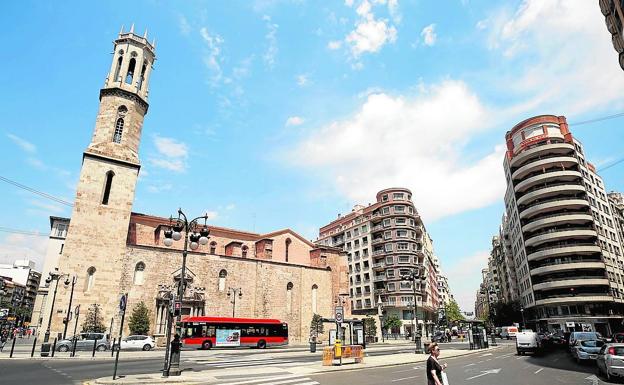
[187,356,301,369]
[214,373,319,385]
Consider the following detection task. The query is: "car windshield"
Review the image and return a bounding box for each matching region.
[574,333,596,340]
[581,340,603,347]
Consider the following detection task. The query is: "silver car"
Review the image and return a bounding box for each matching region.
[596,343,624,381]
[56,332,109,352]
[571,339,604,363]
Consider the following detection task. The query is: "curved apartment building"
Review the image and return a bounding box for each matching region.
[316,188,440,337]
[504,115,624,334]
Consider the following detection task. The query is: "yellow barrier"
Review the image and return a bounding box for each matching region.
[322,345,364,366]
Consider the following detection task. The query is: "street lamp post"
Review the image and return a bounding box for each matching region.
[227,288,242,317]
[162,210,210,377]
[62,276,77,340]
[401,266,427,354]
[520,308,525,330]
[377,295,385,343]
[41,270,68,357]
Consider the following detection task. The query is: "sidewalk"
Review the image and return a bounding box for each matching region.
[88,345,499,385]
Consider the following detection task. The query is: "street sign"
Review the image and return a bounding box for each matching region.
[335,306,344,323]
[75,305,80,316]
[119,294,127,311]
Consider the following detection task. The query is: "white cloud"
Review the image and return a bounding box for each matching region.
[178,15,191,35]
[288,80,507,222]
[388,0,401,24]
[296,74,310,86]
[199,27,224,84]
[488,0,624,115]
[28,199,65,214]
[346,12,397,57]
[225,203,236,210]
[421,23,437,46]
[7,133,36,153]
[476,19,487,30]
[0,233,48,271]
[263,15,279,68]
[444,251,490,313]
[204,210,219,220]
[328,40,343,50]
[149,136,189,173]
[285,116,305,126]
[146,183,173,193]
[345,0,355,6]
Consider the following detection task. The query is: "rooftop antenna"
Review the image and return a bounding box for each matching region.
[130,23,135,33]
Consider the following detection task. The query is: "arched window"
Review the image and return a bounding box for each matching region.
[210,241,217,255]
[138,61,147,90]
[218,269,227,292]
[114,54,123,82]
[286,282,294,314]
[285,238,292,263]
[85,267,96,292]
[242,245,248,258]
[102,171,114,205]
[113,118,124,143]
[311,284,318,313]
[133,262,145,285]
[126,57,136,84]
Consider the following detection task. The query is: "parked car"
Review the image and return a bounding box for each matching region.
[597,343,624,381]
[516,330,541,355]
[501,326,518,340]
[111,335,155,351]
[56,332,109,352]
[568,332,601,353]
[571,339,604,364]
[431,331,448,343]
[611,332,624,343]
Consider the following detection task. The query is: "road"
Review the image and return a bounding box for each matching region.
[0,341,610,385]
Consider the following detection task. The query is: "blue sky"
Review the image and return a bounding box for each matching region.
[1,1,623,313]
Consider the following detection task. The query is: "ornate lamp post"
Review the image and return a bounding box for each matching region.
[162,209,210,377]
[41,270,69,357]
[401,266,427,354]
[227,288,242,317]
[62,276,77,340]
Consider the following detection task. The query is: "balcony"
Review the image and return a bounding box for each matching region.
[514,170,582,194]
[533,278,609,292]
[509,142,575,168]
[535,295,613,306]
[373,275,386,282]
[512,156,578,181]
[524,229,597,248]
[527,244,601,262]
[522,213,593,233]
[371,225,384,232]
[372,238,385,245]
[372,262,385,271]
[372,249,386,256]
[519,198,589,220]
[530,261,605,276]
[516,184,586,207]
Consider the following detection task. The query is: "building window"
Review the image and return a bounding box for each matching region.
[218,269,227,292]
[312,284,318,313]
[242,245,248,258]
[133,262,145,285]
[114,54,123,82]
[285,238,292,262]
[210,241,217,255]
[113,118,124,143]
[54,223,68,237]
[287,282,294,314]
[102,171,114,205]
[85,267,96,292]
[126,57,136,84]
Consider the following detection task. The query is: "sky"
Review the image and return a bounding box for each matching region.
[1,0,623,314]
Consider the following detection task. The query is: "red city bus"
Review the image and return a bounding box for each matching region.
[180,316,288,350]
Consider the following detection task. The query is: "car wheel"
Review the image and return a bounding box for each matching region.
[516,349,520,355]
[96,345,107,352]
[142,344,151,351]
[58,345,69,352]
[202,340,212,350]
[257,340,267,349]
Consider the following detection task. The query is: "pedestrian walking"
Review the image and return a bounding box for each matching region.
[426,342,448,385]
[0,331,7,352]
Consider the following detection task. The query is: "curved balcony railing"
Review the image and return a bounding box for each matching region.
[530,261,605,276]
[512,156,578,181]
[516,184,586,207]
[514,170,582,194]
[526,243,601,262]
[532,278,609,291]
[525,229,596,248]
[521,212,593,233]
[509,142,574,169]
[519,198,589,220]
[535,294,613,306]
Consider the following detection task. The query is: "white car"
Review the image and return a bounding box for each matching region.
[112,335,155,351]
[516,330,541,355]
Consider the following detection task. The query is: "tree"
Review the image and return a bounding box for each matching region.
[384,315,402,333]
[445,300,465,323]
[81,304,106,333]
[363,316,377,337]
[128,301,151,335]
[492,300,522,326]
[309,313,324,341]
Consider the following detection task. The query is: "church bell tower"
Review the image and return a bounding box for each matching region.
[48,26,156,335]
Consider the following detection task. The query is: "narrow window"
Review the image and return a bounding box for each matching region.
[102,171,114,205]
[210,241,217,255]
[113,118,124,143]
[85,267,96,292]
[133,262,145,285]
[114,55,123,82]
[138,61,147,90]
[286,282,294,314]
[242,245,248,258]
[125,58,136,84]
[312,284,318,313]
[218,269,227,292]
[285,238,292,263]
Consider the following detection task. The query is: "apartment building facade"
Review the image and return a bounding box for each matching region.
[503,115,624,334]
[316,187,439,336]
[599,0,624,70]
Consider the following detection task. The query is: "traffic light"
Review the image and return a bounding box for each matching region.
[173,301,181,317]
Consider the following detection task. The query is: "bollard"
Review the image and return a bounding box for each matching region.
[9,336,16,358]
[92,338,97,357]
[51,338,57,357]
[71,336,77,358]
[31,337,38,357]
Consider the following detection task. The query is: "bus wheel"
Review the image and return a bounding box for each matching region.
[257,340,267,349]
[202,341,212,350]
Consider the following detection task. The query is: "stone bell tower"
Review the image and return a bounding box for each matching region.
[47,26,156,336]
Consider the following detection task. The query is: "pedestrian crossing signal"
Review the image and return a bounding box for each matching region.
[174,302,181,317]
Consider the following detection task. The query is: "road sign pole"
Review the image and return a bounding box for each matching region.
[113,294,128,380]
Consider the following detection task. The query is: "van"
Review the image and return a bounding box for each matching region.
[516,330,541,355]
[501,326,519,340]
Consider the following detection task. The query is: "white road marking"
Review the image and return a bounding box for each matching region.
[463,363,475,367]
[534,368,543,374]
[216,374,306,385]
[481,353,493,357]
[465,368,502,381]
[391,375,420,382]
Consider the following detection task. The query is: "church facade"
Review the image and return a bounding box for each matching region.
[36,28,349,345]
